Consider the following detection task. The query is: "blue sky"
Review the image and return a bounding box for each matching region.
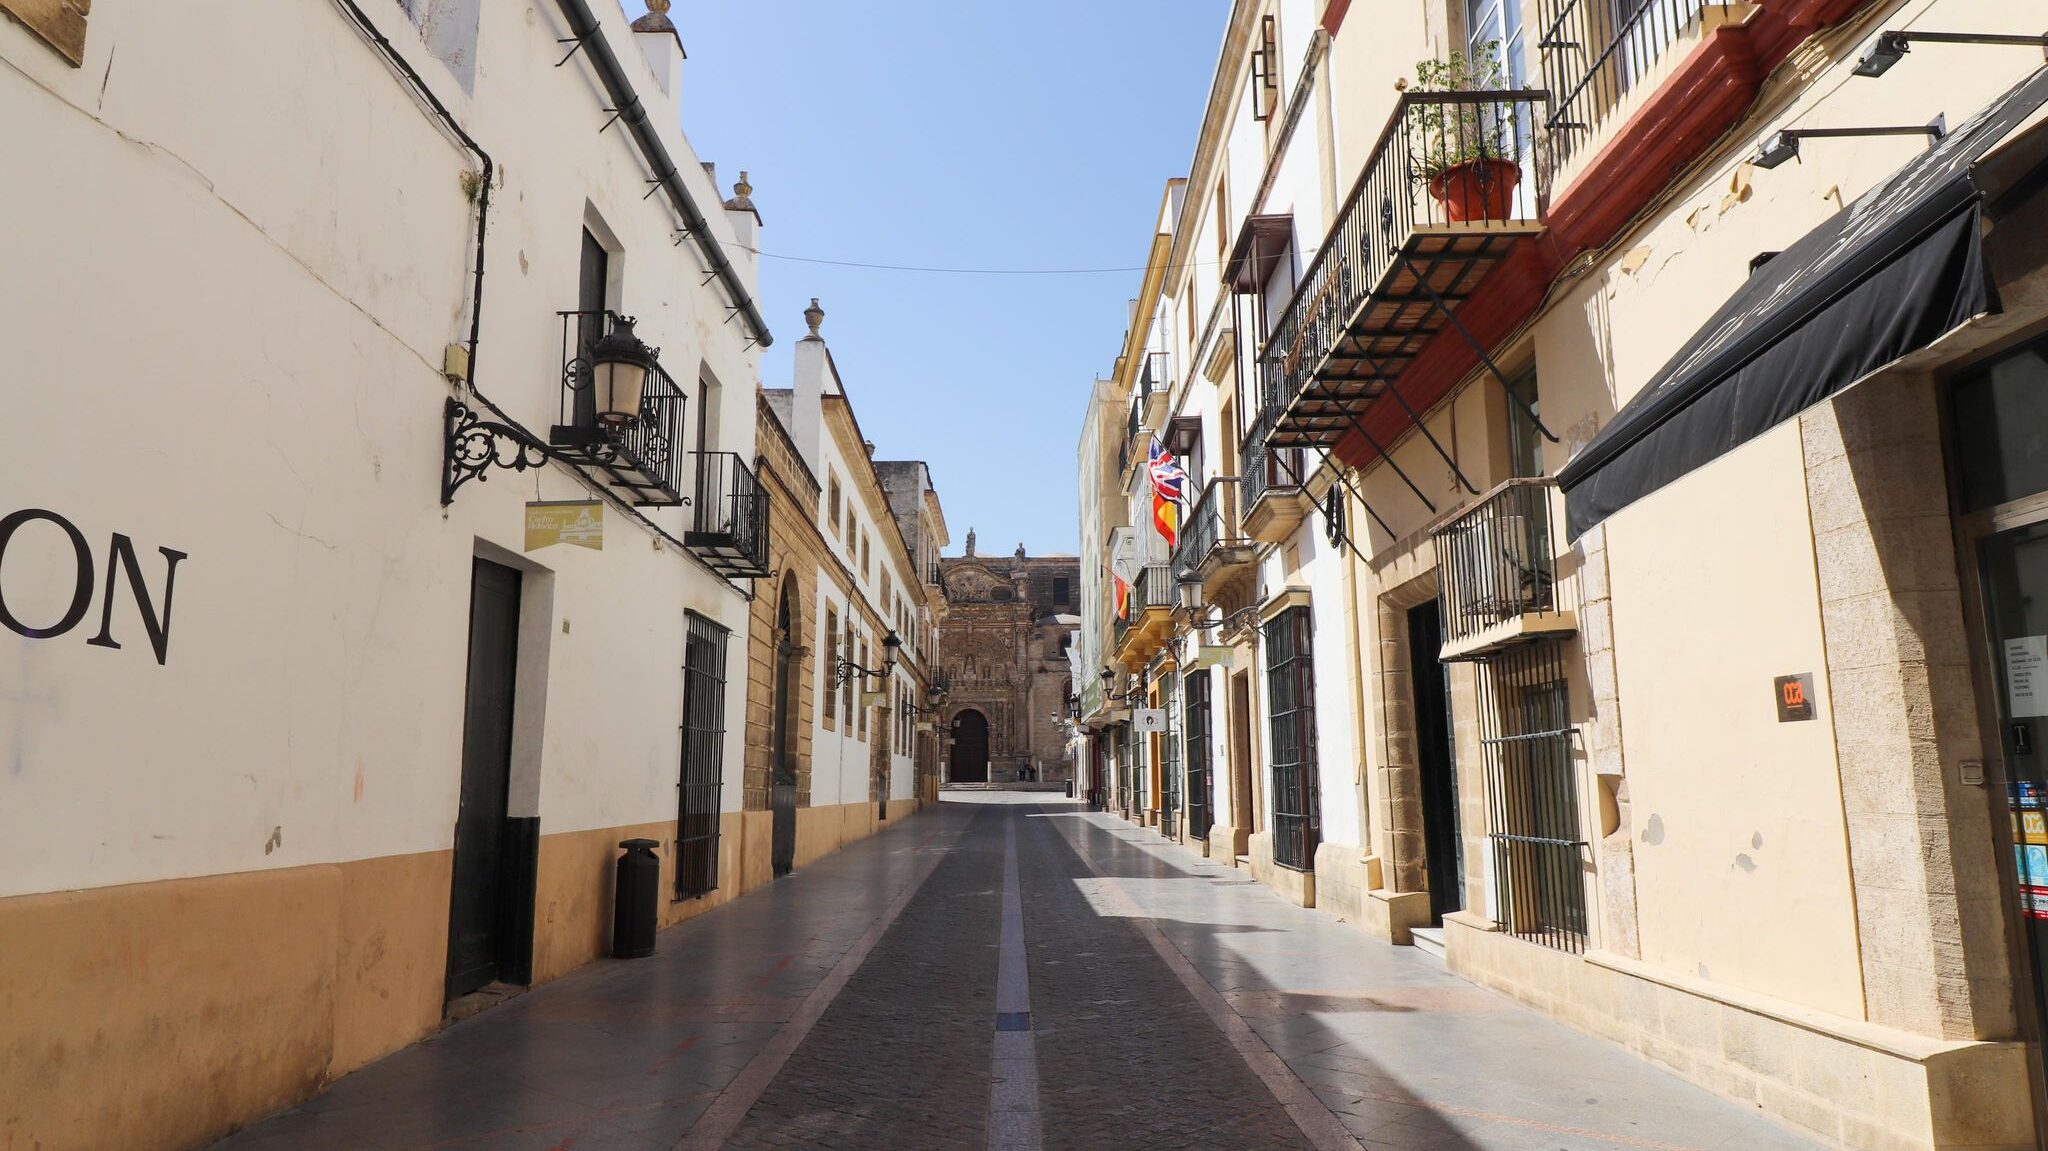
[623,1,1229,555]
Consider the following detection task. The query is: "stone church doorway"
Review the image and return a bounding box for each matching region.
[949,710,990,783]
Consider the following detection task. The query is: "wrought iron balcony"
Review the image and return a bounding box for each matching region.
[1432,478,1574,660]
[1257,89,1548,451]
[685,451,771,580]
[1240,438,1313,546]
[550,310,687,506]
[1173,477,1256,589]
[1539,0,1731,177]
[1110,563,1175,667]
[1138,350,1170,429]
[927,562,944,587]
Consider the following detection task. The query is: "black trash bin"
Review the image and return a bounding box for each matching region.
[613,838,660,959]
[1066,779,1076,799]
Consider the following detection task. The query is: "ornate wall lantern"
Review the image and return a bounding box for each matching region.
[834,629,901,685]
[588,315,660,426]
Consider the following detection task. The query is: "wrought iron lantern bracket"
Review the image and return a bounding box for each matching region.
[443,398,553,506]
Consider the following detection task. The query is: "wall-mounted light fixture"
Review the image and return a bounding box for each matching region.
[1100,666,1141,705]
[1855,29,2048,78]
[587,316,660,426]
[1753,117,1947,169]
[833,630,901,685]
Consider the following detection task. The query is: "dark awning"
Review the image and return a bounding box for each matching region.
[1558,67,2048,540]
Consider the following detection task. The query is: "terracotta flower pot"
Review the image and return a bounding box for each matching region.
[1427,157,1522,223]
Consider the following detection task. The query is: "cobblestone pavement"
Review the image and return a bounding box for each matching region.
[210,795,1827,1150]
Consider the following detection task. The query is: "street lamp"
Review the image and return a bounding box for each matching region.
[1854,29,2048,78]
[833,630,901,685]
[588,315,661,426]
[1751,118,1947,170]
[1100,666,1141,704]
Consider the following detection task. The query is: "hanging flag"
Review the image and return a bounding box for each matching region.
[1108,562,1130,620]
[1148,439,1187,550]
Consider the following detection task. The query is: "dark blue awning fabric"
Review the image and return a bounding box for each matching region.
[1557,67,2048,540]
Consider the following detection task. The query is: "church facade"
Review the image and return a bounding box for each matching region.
[934,537,1080,785]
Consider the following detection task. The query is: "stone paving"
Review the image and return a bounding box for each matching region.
[209,794,1827,1150]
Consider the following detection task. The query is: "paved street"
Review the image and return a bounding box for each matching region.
[209,796,1825,1150]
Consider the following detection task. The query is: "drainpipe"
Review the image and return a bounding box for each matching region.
[551,0,774,349]
[331,0,493,392]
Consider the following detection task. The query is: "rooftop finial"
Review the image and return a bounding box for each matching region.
[804,297,825,338]
[965,528,977,557]
[632,0,677,33]
[724,170,755,214]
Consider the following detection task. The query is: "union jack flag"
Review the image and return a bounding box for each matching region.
[1147,439,1187,503]
[1148,439,1186,549]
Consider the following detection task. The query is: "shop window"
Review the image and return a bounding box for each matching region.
[1953,332,2048,513]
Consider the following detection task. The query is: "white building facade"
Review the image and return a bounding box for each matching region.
[0,2,786,1147]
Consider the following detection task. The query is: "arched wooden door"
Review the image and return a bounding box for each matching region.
[949,710,990,784]
[770,580,799,877]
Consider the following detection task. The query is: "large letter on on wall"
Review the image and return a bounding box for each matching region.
[86,533,188,666]
[1,0,92,67]
[0,508,93,639]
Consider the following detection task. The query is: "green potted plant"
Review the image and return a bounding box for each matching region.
[1410,43,1521,223]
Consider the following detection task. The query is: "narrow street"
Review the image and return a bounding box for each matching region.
[210,796,1822,1151]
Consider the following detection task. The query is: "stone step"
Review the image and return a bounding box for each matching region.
[1410,925,1447,961]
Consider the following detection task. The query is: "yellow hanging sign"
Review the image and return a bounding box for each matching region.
[525,500,604,551]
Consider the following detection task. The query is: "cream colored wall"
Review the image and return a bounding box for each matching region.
[0,0,757,888]
[1326,0,1437,190]
[1600,428,1863,1016]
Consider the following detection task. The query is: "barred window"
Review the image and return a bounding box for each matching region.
[1264,605,1319,871]
[1184,670,1214,841]
[1476,639,1586,953]
[676,613,730,898]
[822,606,838,727]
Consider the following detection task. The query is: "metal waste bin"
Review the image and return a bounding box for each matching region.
[1066,779,1076,799]
[613,838,660,959]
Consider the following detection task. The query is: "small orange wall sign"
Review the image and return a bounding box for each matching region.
[1774,673,1817,722]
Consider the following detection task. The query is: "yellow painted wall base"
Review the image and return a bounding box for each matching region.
[0,800,927,1151]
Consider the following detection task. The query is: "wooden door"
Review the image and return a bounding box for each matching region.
[447,558,522,1001]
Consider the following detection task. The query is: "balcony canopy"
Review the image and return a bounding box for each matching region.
[1558,67,2048,540]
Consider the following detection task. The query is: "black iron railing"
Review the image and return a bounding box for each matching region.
[551,310,688,505]
[1139,350,1168,401]
[1120,400,1143,478]
[927,562,943,586]
[1434,479,1559,647]
[1539,0,1726,175]
[1476,640,1586,953]
[1241,438,1303,513]
[685,451,771,579]
[1258,90,1547,433]
[1174,477,1245,576]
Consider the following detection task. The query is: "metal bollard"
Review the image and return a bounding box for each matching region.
[612,838,660,959]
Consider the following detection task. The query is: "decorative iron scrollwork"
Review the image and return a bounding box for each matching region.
[443,397,552,506]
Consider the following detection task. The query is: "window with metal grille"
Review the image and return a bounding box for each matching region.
[822,606,838,727]
[1264,605,1319,871]
[1116,723,1135,816]
[1475,639,1587,952]
[1160,673,1183,837]
[676,612,730,898]
[1185,670,1214,841]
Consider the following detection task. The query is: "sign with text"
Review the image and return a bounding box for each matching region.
[1774,673,1816,722]
[2007,636,2048,718]
[1131,708,1168,733]
[525,501,603,552]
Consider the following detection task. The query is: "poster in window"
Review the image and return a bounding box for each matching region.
[2006,636,2048,718]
